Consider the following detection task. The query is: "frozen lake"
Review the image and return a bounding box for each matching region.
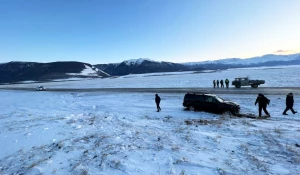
[1,65,300,89]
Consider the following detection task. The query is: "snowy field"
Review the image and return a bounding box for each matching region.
[0,66,300,175]
[1,65,300,89]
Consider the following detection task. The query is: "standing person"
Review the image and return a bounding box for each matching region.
[213,80,216,88]
[155,94,161,112]
[255,93,270,117]
[225,78,229,88]
[220,79,224,88]
[216,80,219,88]
[282,93,297,115]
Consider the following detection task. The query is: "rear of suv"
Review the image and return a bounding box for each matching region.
[183,93,240,114]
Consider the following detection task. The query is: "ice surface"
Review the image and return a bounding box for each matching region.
[2,65,300,89]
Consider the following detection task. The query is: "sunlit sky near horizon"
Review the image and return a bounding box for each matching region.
[0,0,300,64]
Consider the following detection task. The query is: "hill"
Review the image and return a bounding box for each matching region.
[0,61,109,84]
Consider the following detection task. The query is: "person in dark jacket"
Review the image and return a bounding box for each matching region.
[225,79,229,88]
[216,80,219,88]
[220,79,224,88]
[282,93,297,115]
[155,94,161,112]
[255,93,270,117]
[213,80,216,88]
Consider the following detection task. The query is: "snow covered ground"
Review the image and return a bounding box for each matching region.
[0,65,300,175]
[1,65,300,89]
[0,90,299,175]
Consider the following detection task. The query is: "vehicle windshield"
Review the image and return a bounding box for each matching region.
[215,96,224,102]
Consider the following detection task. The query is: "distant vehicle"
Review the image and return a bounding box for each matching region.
[183,93,240,114]
[36,86,46,91]
[231,77,265,88]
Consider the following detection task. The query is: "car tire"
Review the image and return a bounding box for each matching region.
[188,106,195,111]
[231,109,239,115]
[251,84,258,88]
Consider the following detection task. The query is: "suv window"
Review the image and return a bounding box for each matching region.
[185,94,195,100]
[184,94,205,102]
[205,96,217,103]
[195,95,205,102]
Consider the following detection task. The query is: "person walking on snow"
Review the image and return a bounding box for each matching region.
[213,80,216,88]
[225,79,229,88]
[155,94,161,112]
[216,80,219,88]
[282,93,297,115]
[220,79,224,88]
[255,93,270,117]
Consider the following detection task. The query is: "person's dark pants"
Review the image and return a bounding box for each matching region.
[156,103,161,111]
[283,106,296,114]
[221,84,224,88]
[226,83,229,88]
[259,105,269,117]
[217,84,219,88]
[213,84,216,88]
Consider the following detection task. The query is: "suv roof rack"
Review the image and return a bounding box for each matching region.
[186,92,206,95]
[186,92,218,96]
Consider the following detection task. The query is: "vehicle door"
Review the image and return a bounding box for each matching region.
[205,96,220,112]
[241,78,247,86]
[194,95,206,110]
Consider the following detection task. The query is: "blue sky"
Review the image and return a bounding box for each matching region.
[0,0,300,64]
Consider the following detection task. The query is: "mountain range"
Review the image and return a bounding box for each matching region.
[183,53,300,70]
[93,58,191,76]
[1,53,300,84]
[94,53,300,75]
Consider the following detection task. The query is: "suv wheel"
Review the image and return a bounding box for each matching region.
[188,106,195,111]
[251,84,258,88]
[230,109,239,115]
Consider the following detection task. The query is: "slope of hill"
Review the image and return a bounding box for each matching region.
[0,61,109,84]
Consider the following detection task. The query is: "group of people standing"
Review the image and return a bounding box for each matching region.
[255,93,297,117]
[213,79,230,88]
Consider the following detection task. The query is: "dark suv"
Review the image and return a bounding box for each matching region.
[183,93,240,114]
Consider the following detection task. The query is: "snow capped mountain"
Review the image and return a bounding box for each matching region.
[94,59,189,76]
[184,53,300,66]
[94,58,188,76]
[94,53,300,76]
[123,58,156,66]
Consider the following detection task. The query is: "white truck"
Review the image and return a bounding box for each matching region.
[36,86,46,91]
[232,77,265,88]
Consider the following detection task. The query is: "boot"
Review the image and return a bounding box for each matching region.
[293,111,297,114]
[282,113,288,115]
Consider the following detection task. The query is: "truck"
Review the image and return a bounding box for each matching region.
[36,86,46,91]
[231,77,265,88]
